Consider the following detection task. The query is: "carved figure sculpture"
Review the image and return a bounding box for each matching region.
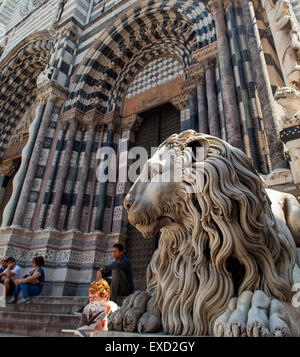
[262,0,300,88]
[36,67,54,86]
[108,130,300,336]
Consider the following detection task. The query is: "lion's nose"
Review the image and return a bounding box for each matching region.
[124,194,133,211]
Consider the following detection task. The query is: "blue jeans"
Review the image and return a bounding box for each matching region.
[13,283,42,299]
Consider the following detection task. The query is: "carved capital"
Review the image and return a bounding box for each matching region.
[35,81,68,106]
[121,114,143,132]
[0,160,17,177]
[83,108,104,129]
[180,78,197,96]
[207,0,224,15]
[103,111,121,131]
[185,63,205,81]
[60,107,85,126]
[204,58,217,71]
[191,42,218,65]
[170,94,190,111]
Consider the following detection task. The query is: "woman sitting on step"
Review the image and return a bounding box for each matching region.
[8,256,45,304]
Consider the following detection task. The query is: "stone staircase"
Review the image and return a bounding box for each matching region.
[0,296,87,337]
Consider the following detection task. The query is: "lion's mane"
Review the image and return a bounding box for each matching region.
[145,130,296,336]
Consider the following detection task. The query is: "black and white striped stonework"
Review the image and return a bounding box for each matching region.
[0,34,55,160]
[64,0,216,115]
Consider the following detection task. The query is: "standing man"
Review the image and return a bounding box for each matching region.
[100,244,134,303]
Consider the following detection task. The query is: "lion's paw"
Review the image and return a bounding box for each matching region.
[123,291,151,332]
[107,291,141,331]
[246,290,271,337]
[269,299,294,337]
[137,295,162,333]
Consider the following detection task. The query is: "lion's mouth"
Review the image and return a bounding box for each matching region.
[135,215,176,239]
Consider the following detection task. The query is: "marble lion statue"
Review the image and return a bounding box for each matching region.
[108,130,300,337]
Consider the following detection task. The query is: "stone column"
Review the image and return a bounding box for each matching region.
[205,60,221,137]
[208,0,243,150]
[196,78,209,134]
[94,111,121,231]
[1,101,47,228]
[170,94,191,132]
[241,0,286,170]
[47,109,81,229]
[71,110,103,231]
[12,82,68,227]
[110,114,143,234]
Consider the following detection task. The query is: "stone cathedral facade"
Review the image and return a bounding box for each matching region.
[0,0,300,296]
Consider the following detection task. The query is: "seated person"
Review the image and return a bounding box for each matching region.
[78,279,119,333]
[0,257,22,297]
[0,256,9,274]
[100,243,134,303]
[9,256,45,304]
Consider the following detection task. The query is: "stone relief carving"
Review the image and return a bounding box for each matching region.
[36,67,54,87]
[275,87,300,128]
[262,0,300,88]
[108,130,300,336]
[7,104,37,148]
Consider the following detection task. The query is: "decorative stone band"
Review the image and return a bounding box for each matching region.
[206,0,243,14]
[170,93,190,111]
[60,107,104,130]
[280,125,300,143]
[35,81,68,106]
[121,114,143,133]
[191,42,218,64]
[0,160,18,177]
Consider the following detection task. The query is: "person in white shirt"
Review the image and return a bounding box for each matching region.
[0,257,22,297]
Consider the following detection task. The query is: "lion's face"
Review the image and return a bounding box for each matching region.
[124,144,190,239]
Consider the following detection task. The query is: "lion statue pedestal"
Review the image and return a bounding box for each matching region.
[108,130,300,337]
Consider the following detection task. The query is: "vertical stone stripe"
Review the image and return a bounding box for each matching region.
[205,62,221,137]
[48,118,78,229]
[94,127,114,231]
[216,62,227,141]
[71,125,95,230]
[197,80,209,134]
[12,99,55,227]
[1,103,46,227]
[241,0,286,171]
[213,5,243,150]
[63,128,85,231]
[37,123,66,230]
[235,5,271,174]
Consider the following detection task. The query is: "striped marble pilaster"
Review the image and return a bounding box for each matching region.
[110,114,143,235]
[234,2,271,174]
[241,0,286,171]
[226,2,261,171]
[47,111,79,229]
[1,101,46,228]
[12,81,68,228]
[71,110,103,231]
[94,111,121,232]
[208,0,243,151]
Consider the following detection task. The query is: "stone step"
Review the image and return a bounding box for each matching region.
[30,296,88,305]
[0,311,81,337]
[0,302,85,314]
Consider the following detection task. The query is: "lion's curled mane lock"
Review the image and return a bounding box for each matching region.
[109,130,299,336]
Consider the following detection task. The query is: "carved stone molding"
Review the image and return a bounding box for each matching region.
[121,114,143,132]
[0,160,17,177]
[180,78,197,96]
[103,111,122,131]
[83,108,104,129]
[170,93,190,111]
[191,42,218,64]
[35,81,68,106]
[185,62,205,81]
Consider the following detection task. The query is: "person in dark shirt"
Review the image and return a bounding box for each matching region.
[100,244,134,303]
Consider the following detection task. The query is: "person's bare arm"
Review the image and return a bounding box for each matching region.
[5,265,16,278]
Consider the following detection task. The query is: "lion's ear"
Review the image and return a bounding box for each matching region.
[186,136,210,161]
